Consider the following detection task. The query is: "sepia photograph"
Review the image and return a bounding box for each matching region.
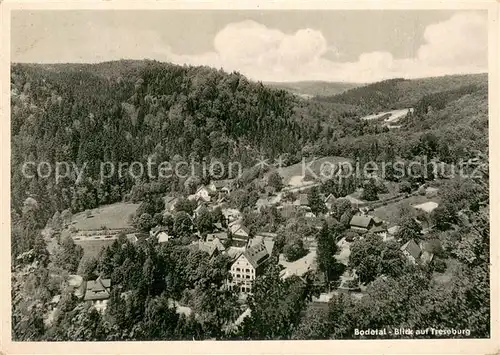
[1,1,499,354]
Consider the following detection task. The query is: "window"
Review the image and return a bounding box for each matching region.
[236,268,241,272]
[246,275,250,279]
[245,269,250,273]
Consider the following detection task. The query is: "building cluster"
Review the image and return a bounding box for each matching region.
[57,176,439,315]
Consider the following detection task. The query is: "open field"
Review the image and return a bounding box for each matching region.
[377,181,401,200]
[75,238,116,263]
[275,156,351,185]
[371,194,440,226]
[70,202,140,231]
[360,108,413,123]
[74,232,138,266]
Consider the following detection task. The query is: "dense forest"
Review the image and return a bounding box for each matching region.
[10,60,378,257]
[10,60,490,340]
[315,74,488,113]
[265,81,361,98]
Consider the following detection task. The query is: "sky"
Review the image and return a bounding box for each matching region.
[11,10,488,83]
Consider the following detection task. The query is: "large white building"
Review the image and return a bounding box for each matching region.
[228,242,270,294]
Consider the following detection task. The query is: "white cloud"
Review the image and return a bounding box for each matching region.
[169,12,488,82]
[15,11,487,83]
[418,12,488,67]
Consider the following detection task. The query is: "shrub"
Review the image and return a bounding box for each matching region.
[433,258,447,273]
[283,239,308,262]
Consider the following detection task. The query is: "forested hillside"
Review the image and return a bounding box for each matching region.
[10,61,370,257]
[265,81,360,98]
[10,60,490,341]
[10,62,488,259]
[315,74,488,113]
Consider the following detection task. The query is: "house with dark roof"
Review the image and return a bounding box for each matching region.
[191,238,226,259]
[349,215,376,233]
[206,231,229,242]
[349,214,384,234]
[228,242,270,294]
[400,239,422,264]
[248,235,275,256]
[229,222,250,239]
[83,276,111,312]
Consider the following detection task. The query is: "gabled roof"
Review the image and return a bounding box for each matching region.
[324,193,336,203]
[84,277,111,301]
[400,239,422,259]
[249,236,275,255]
[150,226,169,237]
[226,247,245,261]
[206,182,217,191]
[230,223,249,236]
[157,231,172,243]
[194,238,226,257]
[350,215,374,229]
[232,239,249,248]
[243,242,269,269]
[207,231,229,240]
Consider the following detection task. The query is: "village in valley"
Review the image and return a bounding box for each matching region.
[9,9,490,340]
[26,151,487,329]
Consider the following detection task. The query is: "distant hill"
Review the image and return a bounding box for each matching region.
[314,73,488,113]
[265,81,361,98]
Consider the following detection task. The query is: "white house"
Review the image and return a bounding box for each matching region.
[228,242,269,294]
[194,185,212,203]
[157,231,173,244]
